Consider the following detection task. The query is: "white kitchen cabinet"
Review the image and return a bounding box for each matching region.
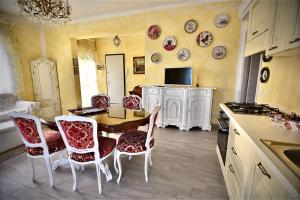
[285,0,300,50]
[247,0,271,41]
[142,86,214,131]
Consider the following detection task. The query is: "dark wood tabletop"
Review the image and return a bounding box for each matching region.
[42,104,150,133]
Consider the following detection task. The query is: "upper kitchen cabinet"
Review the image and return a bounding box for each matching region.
[267,0,300,55]
[285,0,300,50]
[245,0,274,56]
[247,0,271,41]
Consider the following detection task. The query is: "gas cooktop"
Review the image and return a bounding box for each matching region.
[225,102,283,115]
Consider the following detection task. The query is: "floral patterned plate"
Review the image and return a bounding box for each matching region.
[177,48,190,61]
[212,46,226,59]
[151,53,161,64]
[163,36,177,51]
[147,25,161,40]
[184,19,197,33]
[196,31,213,47]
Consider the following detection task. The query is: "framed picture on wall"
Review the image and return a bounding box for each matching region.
[74,67,79,75]
[133,56,145,74]
[73,58,79,66]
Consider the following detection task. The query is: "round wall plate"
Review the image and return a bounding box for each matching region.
[214,13,229,28]
[260,67,270,83]
[196,31,213,47]
[147,25,161,40]
[151,52,161,64]
[184,19,198,33]
[177,48,190,61]
[212,46,226,59]
[163,36,177,51]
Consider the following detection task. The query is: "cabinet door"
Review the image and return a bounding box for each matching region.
[163,97,183,123]
[266,0,286,54]
[189,97,206,125]
[146,95,159,113]
[248,0,270,41]
[286,0,300,50]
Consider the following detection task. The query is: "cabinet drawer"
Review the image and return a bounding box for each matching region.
[227,144,248,185]
[229,121,253,164]
[226,156,242,199]
[164,89,184,96]
[146,88,159,94]
[189,89,209,97]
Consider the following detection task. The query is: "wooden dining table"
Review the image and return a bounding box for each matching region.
[42,104,150,134]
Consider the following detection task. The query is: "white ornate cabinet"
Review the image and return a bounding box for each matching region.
[142,86,214,131]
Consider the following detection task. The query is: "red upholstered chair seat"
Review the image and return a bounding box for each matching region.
[117,130,154,153]
[70,136,116,162]
[26,130,66,156]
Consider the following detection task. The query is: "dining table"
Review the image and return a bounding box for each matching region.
[42,103,150,135]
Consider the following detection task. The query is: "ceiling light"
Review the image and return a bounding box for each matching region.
[17,0,71,25]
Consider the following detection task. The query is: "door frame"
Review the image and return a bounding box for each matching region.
[105,54,126,102]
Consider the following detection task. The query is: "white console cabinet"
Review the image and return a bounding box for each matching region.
[142,86,214,131]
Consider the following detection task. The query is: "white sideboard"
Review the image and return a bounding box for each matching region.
[142,86,214,131]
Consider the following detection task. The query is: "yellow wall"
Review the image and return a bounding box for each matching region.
[4,22,41,100]
[95,34,145,95]
[44,1,242,122]
[257,51,300,113]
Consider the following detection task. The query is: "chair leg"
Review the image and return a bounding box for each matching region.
[116,151,122,184]
[45,157,54,187]
[114,150,119,174]
[96,163,102,194]
[28,157,35,181]
[144,152,149,182]
[70,162,77,191]
[149,151,152,166]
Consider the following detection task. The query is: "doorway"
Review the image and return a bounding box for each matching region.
[105,54,125,104]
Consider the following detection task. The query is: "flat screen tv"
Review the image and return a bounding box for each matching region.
[164,67,192,85]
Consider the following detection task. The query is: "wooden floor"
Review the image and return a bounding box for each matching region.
[0,127,228,199]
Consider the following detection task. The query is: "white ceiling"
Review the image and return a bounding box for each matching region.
[0,0,222,23]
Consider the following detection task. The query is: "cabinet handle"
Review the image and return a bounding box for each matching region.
[252,30,259,35]
[234,129,240,135]
[229,164,235,174]
[268,46,278,51]
[289,38,300,44]
[258,162,271,179]
[231,147,237,155]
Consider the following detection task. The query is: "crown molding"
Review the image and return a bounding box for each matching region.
[69,1,223,24]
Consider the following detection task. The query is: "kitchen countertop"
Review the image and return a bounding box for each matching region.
[220,103,300,195]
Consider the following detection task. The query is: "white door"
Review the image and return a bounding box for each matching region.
[31,58,61,120]
[106,54,125,104]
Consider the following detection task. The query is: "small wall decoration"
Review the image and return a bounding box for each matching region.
[97,64,104,70]
[133,56,145,74]
[184,19,198,33]
[147,25,161,40]
[212,46,226,59]
[151,52,161,64]
[73,58,78,66]
[214,13,229,28]
[177,48,190,61]
[163,36,177,51]
[260,67,270,83]
[113,35,121,47]
[73,67,79,75]
[196,31,213,47]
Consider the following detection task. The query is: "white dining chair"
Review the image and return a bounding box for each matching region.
[115,105,161,183]
[55,115,116,194]
[9,112,66,187]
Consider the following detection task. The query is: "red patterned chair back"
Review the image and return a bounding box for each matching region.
[55,116,100,159]
[9,112,47,150]
[122,95,141,110]
[145,105,161,149]
[91,94,110,109]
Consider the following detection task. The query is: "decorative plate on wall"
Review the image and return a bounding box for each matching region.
[184,19,198,33]
[214,13,229,28]
[212,46,226,59]
[163,36,177,51]
[151,52,161,64]
[147,25,161,40]
[260,67,270,83]
[177,48,190,61]
[196,31,213,47]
